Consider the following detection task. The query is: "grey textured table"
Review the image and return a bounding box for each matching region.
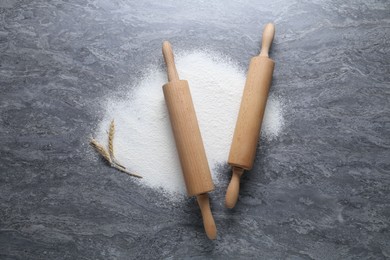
[1,0,389,259]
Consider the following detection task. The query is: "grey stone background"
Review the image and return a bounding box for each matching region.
[0,0,389,259]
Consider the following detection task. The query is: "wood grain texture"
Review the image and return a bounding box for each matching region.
[228,57,275,169]
[226,23,275,208]
[259,23,275,57]
[162,41,216,239]
[162,41,214,196]
[197,194,217,240]
[225,167,244,208]
[162,41,179,82]
[163,80,214,196]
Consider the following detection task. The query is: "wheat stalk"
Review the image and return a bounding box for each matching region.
[113,164,143,178]
[90,139,112,164]
[107,119,126,169]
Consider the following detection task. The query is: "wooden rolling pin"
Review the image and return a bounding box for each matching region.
[162,41,217,239]
[225,23,275,209]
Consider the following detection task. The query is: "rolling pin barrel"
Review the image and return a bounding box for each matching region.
[163,79,214,196]
[227,56,274,170]
[162,41,216,239]
[226,23,275,209]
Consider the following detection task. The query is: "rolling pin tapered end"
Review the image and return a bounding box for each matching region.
[197,193,217,240]
[225,167,244,209]
[259,23,275,58]
[162,41,179,82]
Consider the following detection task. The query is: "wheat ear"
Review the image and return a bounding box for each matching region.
[90,139,112,164]
[108,119,115,158]
[107,119,126,169]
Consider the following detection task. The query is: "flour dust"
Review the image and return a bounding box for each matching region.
[95,50,284,199]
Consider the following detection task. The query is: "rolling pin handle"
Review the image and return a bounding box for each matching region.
[225,167,244,208]
[197,193,217,240]
[259,23,275,58]
[162,41,180,82]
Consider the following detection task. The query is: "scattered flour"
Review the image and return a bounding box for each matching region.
[95,50,284,198]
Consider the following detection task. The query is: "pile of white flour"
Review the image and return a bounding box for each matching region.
[95,50,284,197]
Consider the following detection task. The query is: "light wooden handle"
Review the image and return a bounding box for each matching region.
[225,167,244,209]
[162,41,179,82]
[197,193,217,240]
[259,23,275,57]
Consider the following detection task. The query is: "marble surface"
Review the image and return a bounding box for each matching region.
[1,0,389,259]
